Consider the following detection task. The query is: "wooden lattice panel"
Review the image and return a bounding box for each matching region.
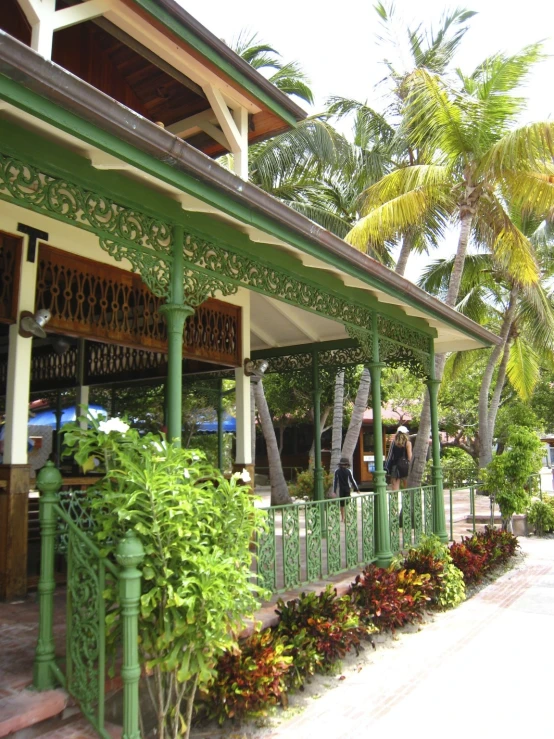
[0,232,21,324]
[31,345,79,392]
[36,246,166,350]
[35,245,241,367]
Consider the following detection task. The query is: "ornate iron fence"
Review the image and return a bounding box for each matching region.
[33,462,143,739]
[387,486,435,552]
[256,486,436,593]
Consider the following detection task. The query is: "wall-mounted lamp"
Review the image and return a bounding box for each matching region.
[19,309,51,339]
[243,358,269,377]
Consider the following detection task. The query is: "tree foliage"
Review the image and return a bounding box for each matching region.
[481,425,543,530]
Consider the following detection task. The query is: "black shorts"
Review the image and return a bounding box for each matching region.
[339,489,351,505]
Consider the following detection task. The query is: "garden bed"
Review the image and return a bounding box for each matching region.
[190,528,521,738]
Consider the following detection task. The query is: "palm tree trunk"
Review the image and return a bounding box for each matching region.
[341,368,371,464]
[395,231,414,276]
[478,286,518,469]
[252,379,291,505]
[329,371,345,480]
[409,209,474,487]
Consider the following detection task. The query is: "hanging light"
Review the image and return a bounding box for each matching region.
[243,358,269,377]
[18,309,52,339]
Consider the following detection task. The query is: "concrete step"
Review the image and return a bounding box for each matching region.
[0,689,67,738]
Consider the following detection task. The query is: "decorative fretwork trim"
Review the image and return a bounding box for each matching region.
[0,149,434,369]
[0,152,172,252]
[182,233,374,330]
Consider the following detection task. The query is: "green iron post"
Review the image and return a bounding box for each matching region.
[217,378,224,471]
[116,531,145,739]
[312,348,324,502]
[428,345,447,542]
[160,225,193,446]
[369,316,393,567]
[33,460,63,690]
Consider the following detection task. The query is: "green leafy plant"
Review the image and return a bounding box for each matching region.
[289,468,333,500]
[402,535,465,609]
[449,542,487,585]
[62,416,267,739]
[481,426,543,530]
[527,497,554,535]
[450,528,519,584]
[199,629,292,724]
[435,563,466,609]
[349,565,432,632]
[274,586,369,688]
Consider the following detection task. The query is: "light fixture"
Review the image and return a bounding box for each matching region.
[19,309,52,339]
[243,358,269,377]
[51,335,71,356]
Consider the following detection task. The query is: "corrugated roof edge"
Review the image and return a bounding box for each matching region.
[139,0,307,122]
[0,32,500,348]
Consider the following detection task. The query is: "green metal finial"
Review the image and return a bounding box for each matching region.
[116,530,145,569]
[36,460,63,495]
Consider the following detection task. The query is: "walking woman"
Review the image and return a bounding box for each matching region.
[385,425,412,490]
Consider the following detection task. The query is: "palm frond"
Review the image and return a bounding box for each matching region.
[473,194,539,285]
[357,164,451,209]
[345,187,448,249]
[501,168,554,218]
[507,337,540,400]
[479,122,554,177]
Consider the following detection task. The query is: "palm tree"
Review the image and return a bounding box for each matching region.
[421,212,554,468]
[232,30,314,104]
[347,45,554,485]
[251,378,292,505]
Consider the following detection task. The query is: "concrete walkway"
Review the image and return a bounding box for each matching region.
[261,536,554,739]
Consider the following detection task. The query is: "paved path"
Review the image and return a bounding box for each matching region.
[261,537,554,739]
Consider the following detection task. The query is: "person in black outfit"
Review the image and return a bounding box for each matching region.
[385,425,412,491]
[333,456,359,521]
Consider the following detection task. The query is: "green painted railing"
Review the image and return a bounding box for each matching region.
[256,485,436,593]
[33,462,143,739]
[445,473,543,541]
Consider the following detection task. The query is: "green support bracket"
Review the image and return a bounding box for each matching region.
[33,461,63,690]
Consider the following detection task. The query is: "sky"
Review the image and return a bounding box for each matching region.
[178,0,554,280]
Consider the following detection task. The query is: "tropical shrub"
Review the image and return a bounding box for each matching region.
[451,528,519,584]
[349,565,433,632]
[403,535,465,609]
[436,563,466,610]
[527,497,554,535]
[274,586,368,688]
[200,629,292,724]
[441,448,479,488]
[481,426,543,530]
[62,416,267,739]
[449,542,487,585]
[290,467,334,500]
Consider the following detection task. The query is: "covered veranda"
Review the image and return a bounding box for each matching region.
[0,30,500,604]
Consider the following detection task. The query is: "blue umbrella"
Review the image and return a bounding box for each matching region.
[197,413,236,433]
[27,404,108,429]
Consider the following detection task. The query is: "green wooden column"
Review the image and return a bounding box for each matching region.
[369,318,392,566]
[160,225,193,447]
[33,461,62,690]
[312,348,324,502]
[116,531,144,739]
[428,347,447,542]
